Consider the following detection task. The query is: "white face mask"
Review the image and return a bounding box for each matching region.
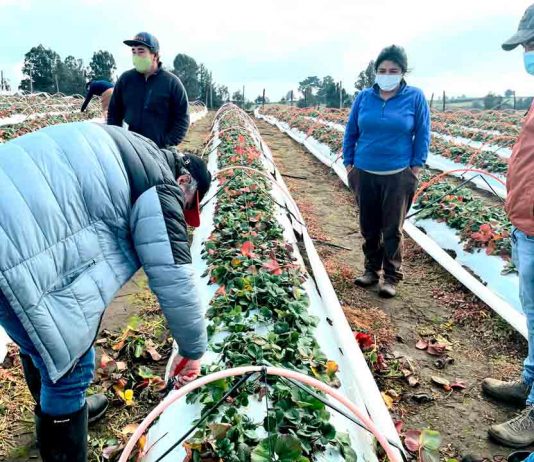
[375,74,402,92]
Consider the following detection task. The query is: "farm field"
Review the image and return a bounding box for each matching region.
[0,96,529,462]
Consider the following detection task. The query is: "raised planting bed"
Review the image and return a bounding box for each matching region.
[128,104,402,462]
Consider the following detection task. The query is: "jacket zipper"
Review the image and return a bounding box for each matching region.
[41,258,98,300]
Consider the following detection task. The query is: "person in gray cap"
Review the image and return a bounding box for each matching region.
[481,3,534,448]
[107,32,190,148]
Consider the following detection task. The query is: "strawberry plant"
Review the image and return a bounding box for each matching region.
[184,108,357,461]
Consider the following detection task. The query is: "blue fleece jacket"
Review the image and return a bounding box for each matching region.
[342,83,430,171]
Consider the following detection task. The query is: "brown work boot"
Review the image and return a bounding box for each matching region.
[488,406,534,447]
[354,271,379,287]
[482,378,530,406]
[378,280,397,298]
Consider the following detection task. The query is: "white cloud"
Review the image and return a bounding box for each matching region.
[2,0,534,98]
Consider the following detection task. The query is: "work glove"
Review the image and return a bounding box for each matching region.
[169,354,202,388]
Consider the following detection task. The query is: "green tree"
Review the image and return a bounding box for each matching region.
[88,50,116,82]
[58,55,86,95]
[198,64,213,106]
[232,90,244,107]
[19,44,61,93]
[298,76,321,107]
[255,94,270,104]
[483,92,503,110]
[173,53,200,100]
[212,85,229,108]
[355,60,376,92]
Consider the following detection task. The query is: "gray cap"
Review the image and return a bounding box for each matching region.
[503,4,534,50]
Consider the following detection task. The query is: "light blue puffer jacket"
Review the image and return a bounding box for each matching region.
[0,122,207,382]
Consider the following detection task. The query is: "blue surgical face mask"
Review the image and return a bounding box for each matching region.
[375,74,402,91]
[524,51,534,75]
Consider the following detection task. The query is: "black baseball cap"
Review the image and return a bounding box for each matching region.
[181,154,212,227]
[503,4,534,50]
[123,32,160,53]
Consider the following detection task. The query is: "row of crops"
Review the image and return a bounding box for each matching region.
[0,99,401,461]
[256,104,525,337]
[0,94,208,142]
[121,104,402,462]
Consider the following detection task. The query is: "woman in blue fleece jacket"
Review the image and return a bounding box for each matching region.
[342,45,430,298]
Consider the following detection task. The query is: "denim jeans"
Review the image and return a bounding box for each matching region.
[0,290,95,416]
[512,228,534,405]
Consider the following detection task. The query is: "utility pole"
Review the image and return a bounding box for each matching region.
[339,81,343,109]
[442,90,446,111]
[290,90,294,106]
[513,90,517,110]
[210,85,213,109]
[429,92,434,109]
[242,85,245,109]
[262,88,266,107]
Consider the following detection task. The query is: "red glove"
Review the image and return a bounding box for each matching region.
[169,354,201,388]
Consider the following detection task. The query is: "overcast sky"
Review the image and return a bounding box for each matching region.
[1,0,533,100]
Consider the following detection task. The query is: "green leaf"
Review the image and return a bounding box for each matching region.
[137,366,155,379]
[421,429,441,450]
[420,429,442,462]
[134,342,144,358]
[336,433,358,462]
[251,435,308,462]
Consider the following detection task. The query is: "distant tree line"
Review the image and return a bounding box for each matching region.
[19,45,116,95]
[17,45,230,108]
[278,60,376,108]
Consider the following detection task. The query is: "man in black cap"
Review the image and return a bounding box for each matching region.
[481,3,534,448]
[107,32,190,148]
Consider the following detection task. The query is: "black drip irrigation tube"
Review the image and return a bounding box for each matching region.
[152,363,408,462]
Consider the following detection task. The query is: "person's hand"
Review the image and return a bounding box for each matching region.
[169,354,201,388]
[411,166,421,176]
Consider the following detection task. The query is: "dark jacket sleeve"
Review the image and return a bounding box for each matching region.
[130,184,207,360]
[164,78,190,147]
[80,87,95,112]
[107,76,125,126]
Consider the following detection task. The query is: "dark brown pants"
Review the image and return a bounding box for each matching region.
[348,168,417,283]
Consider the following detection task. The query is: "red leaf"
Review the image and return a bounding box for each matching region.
[215,285,226,296]
[355,332,374,351]
[262,259,282,275]
[479,223,492,233]
[451,380,466,390]
[426,342,447,356]
[415,339,428,350]
[241,241,255,258]
[394,420,404,435]
[404,429,421,452]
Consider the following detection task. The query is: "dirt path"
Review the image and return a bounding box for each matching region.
[1,114,215,462]
[255,118,528,459]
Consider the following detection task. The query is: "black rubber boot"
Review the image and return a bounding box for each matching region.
[38,404,88,462]
[19,352,109,424]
